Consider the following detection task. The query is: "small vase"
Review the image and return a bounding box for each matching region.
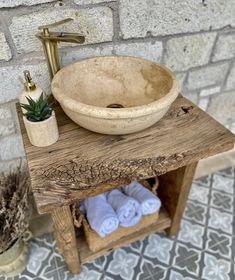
[0,231,32,277]
[23,111,59,147]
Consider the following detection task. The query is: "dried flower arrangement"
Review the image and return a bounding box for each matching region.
[0,170,29,254]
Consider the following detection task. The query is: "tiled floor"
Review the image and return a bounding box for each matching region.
[1,167,235,280]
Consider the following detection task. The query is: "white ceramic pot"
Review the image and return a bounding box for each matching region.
[23,111,59,147]
[0,231,32,277]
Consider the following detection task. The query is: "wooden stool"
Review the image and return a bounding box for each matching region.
[17,95,235,274]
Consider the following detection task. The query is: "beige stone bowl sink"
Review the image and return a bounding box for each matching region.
[51,56,179,135]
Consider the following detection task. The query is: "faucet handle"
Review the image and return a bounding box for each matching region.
[38,18,73,30]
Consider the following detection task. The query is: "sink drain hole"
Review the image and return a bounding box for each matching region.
[106,103,124,109]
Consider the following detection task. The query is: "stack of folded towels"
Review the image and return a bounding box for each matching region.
[81,181,161,237]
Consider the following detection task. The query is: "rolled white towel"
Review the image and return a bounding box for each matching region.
[107,189,142,227]
[123,181,161,215]
[84,194,119,237]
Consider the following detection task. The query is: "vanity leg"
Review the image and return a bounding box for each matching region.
[158,162,198,236]
[51,205,81,274]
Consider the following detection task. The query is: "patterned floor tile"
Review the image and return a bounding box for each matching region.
[167,269,197,280]
[202,252,232,280]
[17,234,56,279]
[178,220,205,249]
[216,167,234,178]
[1,167,235,280]
[172,243,202,277]
[188,183,210,205]
[137,260,167,280]
[106,248,140,280]
[208,208,233,234]
[58,265,103,280]
[143,232,174,266]
[194,174,212,188]
[183,201,207,225]
[205,229,232,253]
[212,174,234,195]
[210,191,234,212]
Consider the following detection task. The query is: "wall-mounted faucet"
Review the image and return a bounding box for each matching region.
[36,18,85,80]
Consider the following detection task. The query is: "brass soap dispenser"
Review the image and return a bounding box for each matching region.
[19,70,46,112]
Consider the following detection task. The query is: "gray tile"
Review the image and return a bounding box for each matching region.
[205,229,231,251]
[57,265,103,280]
[136,259,162,280]
[143,232,174,267]
[178,220,205,249]
[106,248,140,280]
[183,202,207,225]
[212,174,234,195]
[166,268,197,279]
[216,167,234,178]
[194,174,212,188]
[172,243,201,277]
[211,190,234,212]
[208,208,233,234]
[202,252,233,280]
[188,183,210,205]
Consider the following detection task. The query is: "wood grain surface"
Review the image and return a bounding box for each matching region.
[17,95,235,213]
[158,162,198,236]
[51,206,81,273]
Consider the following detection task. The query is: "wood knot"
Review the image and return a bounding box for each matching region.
[177,105,193,117]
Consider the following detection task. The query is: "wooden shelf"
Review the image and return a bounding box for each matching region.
[16,96,235,214]
[76,207,171,264]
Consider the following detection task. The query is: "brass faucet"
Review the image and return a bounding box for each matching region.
[36,18,85,80]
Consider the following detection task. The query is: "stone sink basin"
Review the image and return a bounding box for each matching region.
[51,56,179,135]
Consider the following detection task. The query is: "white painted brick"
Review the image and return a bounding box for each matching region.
[225,63,235,90]
[208,91,235,124]
[198,98,209,111]
[120,0,235,39]
[0,0,54,7]
[213,33,235,61]
[0,33,12,61]
[114,41,162,62]
[74,0,113,4]
[0,120,15,137]
[62,44,113,66]
[10,7,113,54]
[0,61,50,104]
[186,63,229,91]
[62,41,163,66]
[200,86,221,97]
[175,73,186,92]
[0,134,25,161]
[164,33,216,71]
[0,158,22,174]
[181,92,198,105]
[0,106,12,119]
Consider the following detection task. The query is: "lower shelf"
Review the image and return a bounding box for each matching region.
[76,207,171,264]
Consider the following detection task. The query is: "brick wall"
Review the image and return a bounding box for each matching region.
[0,0,235,173]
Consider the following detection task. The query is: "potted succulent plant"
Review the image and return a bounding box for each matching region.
[0,170,31,276]
[21,93,59,147]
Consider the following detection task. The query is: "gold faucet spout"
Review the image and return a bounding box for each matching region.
[36,18,85,80]
[36,31,85,44]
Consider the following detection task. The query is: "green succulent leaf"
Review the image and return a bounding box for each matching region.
[20,93,53,122]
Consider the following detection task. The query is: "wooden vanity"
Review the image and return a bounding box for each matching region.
[17,95,235,274]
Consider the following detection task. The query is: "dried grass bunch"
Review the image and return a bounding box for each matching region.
[0,170,29,254]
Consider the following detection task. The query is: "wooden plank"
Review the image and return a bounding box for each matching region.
[16,96,235,213]
[51,206,81,274]
[158,162,198,236]
[77,207,171,263]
